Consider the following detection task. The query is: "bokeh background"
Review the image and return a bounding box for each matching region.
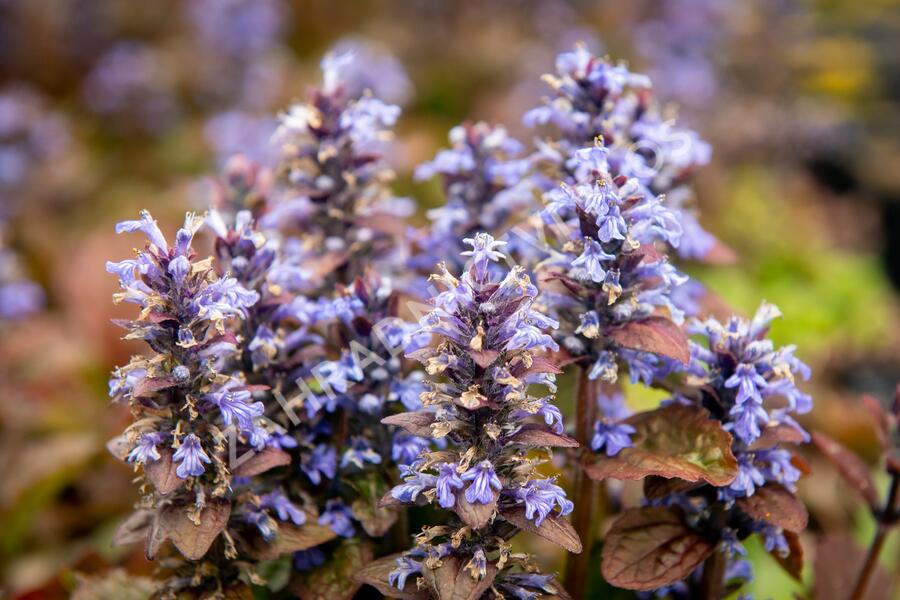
[1,0,898,597]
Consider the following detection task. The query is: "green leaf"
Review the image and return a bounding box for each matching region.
[584,405,738,486]
[601,506,715,591]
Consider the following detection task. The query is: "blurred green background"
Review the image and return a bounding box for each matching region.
[0,0,898,597]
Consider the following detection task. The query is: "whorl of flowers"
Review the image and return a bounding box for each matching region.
[649,302,811,594]
[381,233,575,598]
[410,122,536,275]
[536,145,687,393]
[526,44,717,261]
[261,53,411,293]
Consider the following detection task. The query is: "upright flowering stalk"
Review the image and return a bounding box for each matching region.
[409,122,536,279]
[355,233,577,599]
[526,44,720,263]
[106,211,284,595]
[593,303,811,596]
[534,144,691,596]
[261,52,412,293]
[196,55,433,595]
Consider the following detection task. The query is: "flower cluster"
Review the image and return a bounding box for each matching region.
[649,302,811,593]
[106,211,271,581]
[409,122,536,277]
[526,44,717,262]
[381,233,574,597]
[536,146,687,391]
[261,51,412,293]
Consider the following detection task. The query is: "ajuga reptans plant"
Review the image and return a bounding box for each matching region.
[103,45,816,600]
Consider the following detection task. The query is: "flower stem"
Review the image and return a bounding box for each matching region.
[850,471,899,600]
[698,548,726,600]
[564,368,600,598]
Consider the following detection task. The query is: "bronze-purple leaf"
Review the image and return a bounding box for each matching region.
[643,476,703,501]
[111,509,154,547]
[144,448,182,495]
[500,507,582,553]
[158,498,231,561]
[454,490,496,529]
[811,431,879,509]
[607,316,690,365]
[248,521,338,560]
[772,530,804,582]
[584,405,738,486]
[232,447,291,477]
[353,554,428,599]
[291,540,374,600]
[351,496,398,537]
[131,375,179,398]
[504,425,579,448]
[422,555,498,600]
[381,411,436,437]
[601,506,715,591]
[748,423,806,450]
[736,484,808,532]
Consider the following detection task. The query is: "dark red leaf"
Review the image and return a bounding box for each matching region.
[814,533,890,600]
[131,375,178,398]
[607,316,690,365]
[748,423,806,450]
[504,424,579,448]
[381,412,436,437]
[159,498,231,561]
[584,405,737,486]
[246,521,338,560]
[500,507,582,553]
[422,555,498,600]
[111,509,154,547]
[772,530,804,582]
[736,484,809,531]
[232,447,291,477]
[811,431,879,509]
[601,506,715,591]
[454,490,497,530]
[643,476,704,500]
[353,554,429,599]
[144,448,182,495]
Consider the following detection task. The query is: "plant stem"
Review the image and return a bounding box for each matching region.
[564,368,600,599]
[698,548,726,600]
[850,471,900,600]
